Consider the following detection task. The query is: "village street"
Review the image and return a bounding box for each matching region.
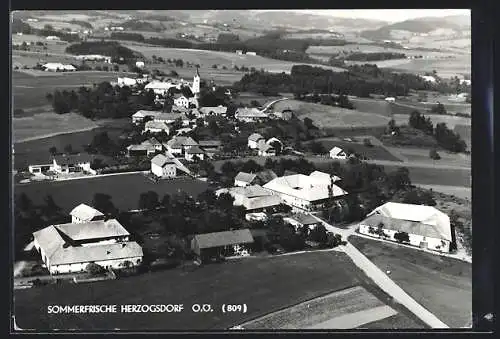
[310,215,450,329]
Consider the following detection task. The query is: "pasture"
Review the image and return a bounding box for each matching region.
[306,44,456,59]
[349,236,472,328]
[13,121,127,169]
[14,251,424,330]
[350,97,392,117]
[387,55,471,79]
[14,175,210,213]
[453,124,471,148]
[122,44,346,74]
[271,99,391,129]
[389,147,471,168]
[12,70,124,109]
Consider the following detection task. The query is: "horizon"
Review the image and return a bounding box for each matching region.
[251,9,470,23]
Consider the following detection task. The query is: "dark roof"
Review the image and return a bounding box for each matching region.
[288,213,319,226]
[194,229,254,249]
[235,172,257,184]
[52,153,94,164]
[256,169,278,184]
[151,154,175,167]
[185,145,204,154]
[198,140,222,148]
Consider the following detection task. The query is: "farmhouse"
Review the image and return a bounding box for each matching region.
[358,202,453,253]
[384,97,396,103]
[184,145,205,162]
[33,219,143,275]
[132,110,185,124]
[234,172,257,187]
[151,154,177,179]
[144,120,171,134]
[136,61,145,68]
[165,136,199,156]
[283,213,321,231]
[263,172,347,211]
[191,229,254,261]
[271,109,294,121]
[127,138,162,157]
[329,147,348,159]
[145,81,178,95]
[42,63,76,72]
[199,106,228,116]
[236,108,268,122]
[173,94,190,108]
[117,77,139,87]
[198,140,221,158]
[70,204,105,224]
[216,185,282,212]
[248,133,265,149]
[421,75,437,83]
[52,154,95,175]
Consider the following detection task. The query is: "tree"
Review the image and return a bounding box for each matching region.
[394,231,410,243]
[138,191,160,210]
[92,193,117,215]
[161,194,171,209]
[310,224,328,243]
[86,263,105,276]
[15,193,33,211]
[308,141,326,154]
[429,148,441,160]
[49,146,58,156]
[64,144,73,154]
[42,195,61,217]
[363,138,373,147]
[431,102,447,115]
[387,167,411,191]
[212,64,218,69]
[113,64,119,72]
[303,117,317,130]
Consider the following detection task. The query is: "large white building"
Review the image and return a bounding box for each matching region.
[151,154,177,178]
[216,185,283,212]
[132,110,185,125]
[42,63,76,72]
[358,202,453,253]
[248,133,265,149]
[29,154,96,176]
[263,171,347,211]
[33,218,143,275]
[144,120,171,134]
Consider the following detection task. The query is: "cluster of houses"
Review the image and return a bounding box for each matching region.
[247,133,283,157]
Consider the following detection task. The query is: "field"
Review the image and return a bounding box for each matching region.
[387,55,471,79]
[122,44,346,74]
[13,113,100,143]
[13,251,427,330]
[270,100,391,129]
[453,125,471,148]
[389,101,471,116]
[241,286,398,329]
[12,71,126,110]
[308,137,402,162]
[389,147,471,168]
[350,97,392,117]
[14,175,210,213]
[306,44,457,58]
[416,185,471,201]
[13,121,128,169]
[349,236,472,328]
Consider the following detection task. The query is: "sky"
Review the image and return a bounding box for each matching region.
[254,9,470,23]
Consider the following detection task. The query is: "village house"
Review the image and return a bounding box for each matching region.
[135,61,145,68]
[127,138,162,157]
[151,154,177,179]
[184,145,205,162]
[263,171,347,211]
[199,106,228,116]
[173,93,190,108]
[33,218,143,275]
[144,120,171,134]
[283,213,321,231]
[42,63,76,72]
[132,110,185,125]
[234,172,257,187]
[246,51,257,56]
[329,146,348,159]
[117,77,139,87]
[421,75,437,83]
[248,133,265,149]
[216,185,283,212]
[198,140,222,158]
[235,108,268,122]
[29,153,96,176]
[358,202,453,253]
[270,109,294,121]
[70,204,105,224]
[165,136,199,156]
[191,229,254,261]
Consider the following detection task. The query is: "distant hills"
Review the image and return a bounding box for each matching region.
[360,15,470,41]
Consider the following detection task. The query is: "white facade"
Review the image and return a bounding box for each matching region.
[136,61,145,68]
[358,224,451,252]
[50,159,96,175]
[117,77,138,87]
[185,151,205,162]
[330,147,347,159]
[258,148,276,157]
[151,162,177,178]
[174,95,190,108]
[385,97,396,102]
[49,256,143,275]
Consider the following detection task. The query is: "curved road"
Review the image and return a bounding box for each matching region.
[310,215,450,329]
[261,98,289,112]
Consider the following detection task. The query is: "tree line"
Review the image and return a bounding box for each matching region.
[66,41,143,64]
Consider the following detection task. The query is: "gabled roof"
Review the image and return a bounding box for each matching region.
[185,145,204,154]
[217,185,272,199]
[151,154,175,167]
[263,173,348,202]
[69,204,104,221]
[330,146,345,155]
[166,136,199,148]
[259,143,274,152]
[198,140,222,148]
[235,172,257,184]
[309,170,342,183]
[51,241,143,266]
[248,133,264,142]
[199,106,227,115]
[366,202,452,241]
[194,229,254,249]
[244,195,282,210]
[236,108,268,118]
[52,153,94,165]
[255,169,278,184]
[285,213,319,226]
[53,219,130,241]
[145,120,170,130]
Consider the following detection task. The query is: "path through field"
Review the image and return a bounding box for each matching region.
[309,215,450,329]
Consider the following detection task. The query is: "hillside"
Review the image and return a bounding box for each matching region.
[360,15,470,41]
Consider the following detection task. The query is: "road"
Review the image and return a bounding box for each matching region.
[309,215,450,329]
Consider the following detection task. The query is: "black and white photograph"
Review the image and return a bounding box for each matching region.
[11,8,472,331]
